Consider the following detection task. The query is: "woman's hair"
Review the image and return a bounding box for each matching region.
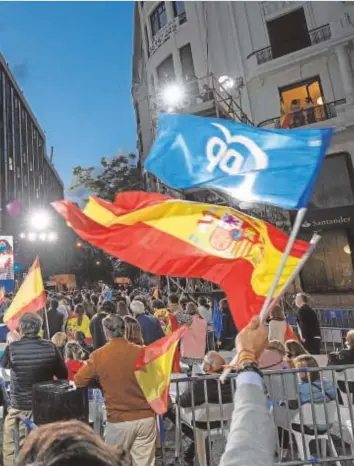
[186,302,198,316]
[75,331,86,345]
[91,294,99,307]
[346,330,354,348]
[52,332,67,348]
[100,301,116,315]
[294,354,320,382]
[124,316,144,346]
[6,330,20,345]
[65,341,85,361]
[75,304,85,326]
[285,339,308,358]
[270,306,285,321]
[268,340,286,357]
[179,295,189,311]
[117,301,128,317]
[19,419,131,466]
[152,299,165,310]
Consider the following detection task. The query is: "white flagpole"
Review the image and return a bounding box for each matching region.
[44,307,50,340]
[219,215,317,383]
[168,277,199,305]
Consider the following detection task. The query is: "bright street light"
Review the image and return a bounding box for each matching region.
[48,232,57,242]
[76,241,83,248]
[39,233,47,241]
[161,83,185,108]
[96,260,101,266]
[29,210,51,231]
[218,75,235,90]
[19,233,26,239]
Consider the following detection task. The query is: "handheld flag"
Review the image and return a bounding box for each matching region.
[0,287,5,305]
[4,257,46,330]
[135,326,186,414]
[144,114,333,210]
[53,192,309,333]
[212,299,222,340]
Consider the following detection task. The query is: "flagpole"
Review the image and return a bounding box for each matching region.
[44,307,50,340]
[258,207,307,322]
[168,278,199,305]
[219,223,318,383]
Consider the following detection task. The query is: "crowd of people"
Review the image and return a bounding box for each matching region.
[0,284,352,466]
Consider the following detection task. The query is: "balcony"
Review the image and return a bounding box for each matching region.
[248,24,331,65]
[149,13,187,56]
[257,99,345,129]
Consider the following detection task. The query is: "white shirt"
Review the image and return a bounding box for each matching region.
[268,320,286,344]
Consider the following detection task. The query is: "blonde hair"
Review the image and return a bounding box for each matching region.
[268,340,286,356]
[346,330,354,348]
[65,341,85,361]
[6,330,20,344]
[52,332,67,348]
[294,354,320,382]
[271,306,285,321]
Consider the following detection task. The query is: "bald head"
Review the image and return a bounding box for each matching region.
[202,351,225,373]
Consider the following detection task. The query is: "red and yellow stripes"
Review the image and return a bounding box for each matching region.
[52,192,309,332]
[4,257,46,330]
[135,326,186,414]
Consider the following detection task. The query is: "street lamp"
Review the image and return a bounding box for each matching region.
[96,260,101,266]
[29,210,51,231]
[28,232,37,242]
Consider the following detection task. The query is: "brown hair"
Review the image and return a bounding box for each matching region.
[270,306,285,321]
[268,340,286,356]
[65,341,85,361]
[19,419,131,466]
[75,303,85,326]
[294,354,320,382]
[124,316,144,346]
[117,301,128,317]
[285,340,308,358]
[186,302,198,316]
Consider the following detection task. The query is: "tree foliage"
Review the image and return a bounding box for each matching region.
[70,154,143,202]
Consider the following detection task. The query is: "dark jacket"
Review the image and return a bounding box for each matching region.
[296,304,321,341]
[44,308,64,340]
[179,374,233,408]
[137,313,164,345]
[2,337,68,410]
[89,312,108,350]
[220,307,237,350]
[330,346,354,366]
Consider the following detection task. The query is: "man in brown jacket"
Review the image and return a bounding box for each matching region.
[74,314,156,466]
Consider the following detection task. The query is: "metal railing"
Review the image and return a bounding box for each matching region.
[247,24,331,65]
[165,365,354,465]
[258,99,346,129]
[149,13,187,56]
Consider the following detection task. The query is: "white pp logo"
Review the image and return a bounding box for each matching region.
[206,123,269,176]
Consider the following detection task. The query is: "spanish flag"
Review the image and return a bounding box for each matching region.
[135,326,186,414]
[52,192,309,332]
[4,257,46,330]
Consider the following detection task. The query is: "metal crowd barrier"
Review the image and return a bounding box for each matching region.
[285,307,354,330]
[164,366,354,466]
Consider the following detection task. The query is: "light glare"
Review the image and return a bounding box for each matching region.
[28,232,37,242]
[29,211,51,231]
[161,84,185,107]
[48,232,57,242]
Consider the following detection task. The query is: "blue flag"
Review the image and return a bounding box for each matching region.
[144,114,333,210]
[212,300,222,340]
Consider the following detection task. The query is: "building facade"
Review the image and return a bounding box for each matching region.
[0,53,64,235]
[132,1,354,306]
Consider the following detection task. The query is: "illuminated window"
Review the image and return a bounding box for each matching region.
[279,76,326,128]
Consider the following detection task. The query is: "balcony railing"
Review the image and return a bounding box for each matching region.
[257,99,345,129]
[149,13,187,56]
[247,24,331,65]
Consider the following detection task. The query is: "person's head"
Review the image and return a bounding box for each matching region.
[91,294,99,307]
[295,292,308,308]
[179,295,189,311]
[65,341,85,361]
[19,313,43,339]
[50,299,59,311]
[202,351,226,373]
[267,340,286,358]
[103,314,125,340]
[75,331,87,345]
[75,303,85,326]
[84,293,91,302]
[198,297,209,308]
[219,298,229,313]
[152,299,165,311]
[294,354,320,382]
[270,306,285,321]
[284,339,308,367]
[124,316,144,345]
[117,301,128,317]
[100,300,116,315]
[51,332,67,349]
[6,330,20,345]
[346,330,354,348]
[186,302,198,316]
[18,419,132,466]
[130,300,145,317]
[168,294,179,305]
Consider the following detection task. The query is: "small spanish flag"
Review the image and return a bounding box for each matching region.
[4,257,46,330]
[135,326,187,414]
